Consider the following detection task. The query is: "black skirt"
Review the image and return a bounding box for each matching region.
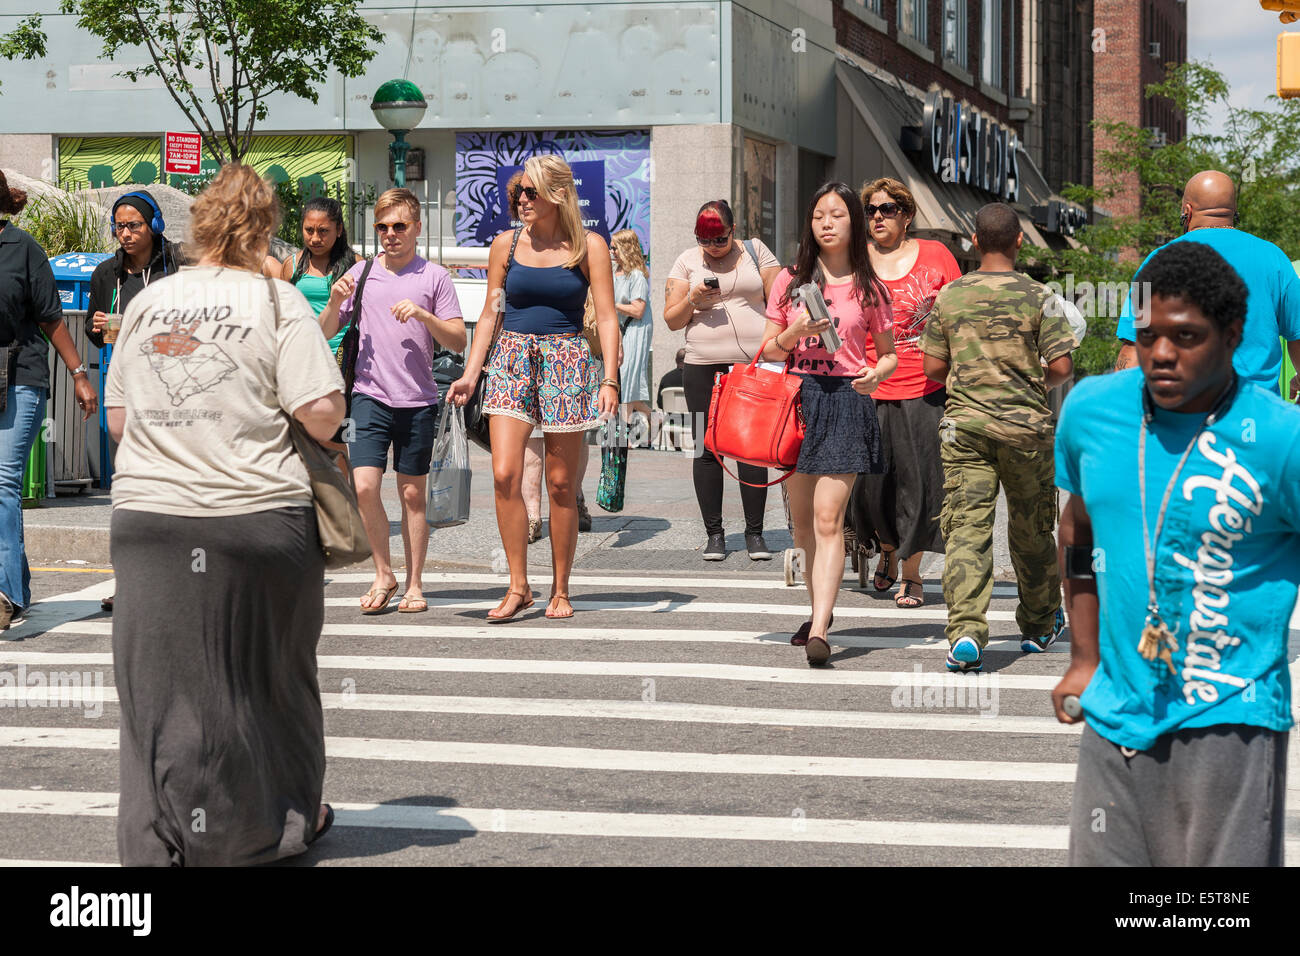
[795,373,884,476]
[111,506,327,866]
[849,389,947,556]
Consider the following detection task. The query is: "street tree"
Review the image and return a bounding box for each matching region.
[1022,61,1300,375]
[13,1,383,164]
[0,16,47,93]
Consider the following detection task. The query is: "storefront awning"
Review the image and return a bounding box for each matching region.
[835,60,1071,253]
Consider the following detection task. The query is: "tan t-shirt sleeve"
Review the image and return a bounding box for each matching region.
[752,238,780,270]
[667,250,695,284]
[274,283,346,416]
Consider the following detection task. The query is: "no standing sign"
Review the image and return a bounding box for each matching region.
[164,132,203,176]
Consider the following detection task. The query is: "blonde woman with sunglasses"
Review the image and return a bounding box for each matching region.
[448,155,620,621]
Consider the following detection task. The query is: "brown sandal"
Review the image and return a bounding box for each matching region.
[545,593,574,619]
[488,589,534,623]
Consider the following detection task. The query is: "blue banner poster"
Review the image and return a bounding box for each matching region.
[478,160,608,242]
[456,130,650,265]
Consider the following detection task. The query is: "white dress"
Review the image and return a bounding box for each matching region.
[615,269,652,403]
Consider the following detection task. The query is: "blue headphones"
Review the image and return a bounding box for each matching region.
[109,191,166,236]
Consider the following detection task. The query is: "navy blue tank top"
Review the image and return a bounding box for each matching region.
[502,259,589,335]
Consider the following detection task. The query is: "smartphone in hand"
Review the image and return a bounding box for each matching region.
[703,277,720,290]
[796,283,841,352]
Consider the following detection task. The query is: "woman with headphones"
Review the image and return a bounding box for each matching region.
[87,191,184,349]
[86,190,185,613]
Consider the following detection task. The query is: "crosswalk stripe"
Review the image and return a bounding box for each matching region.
[0,685,1080,734]
[4,793,1297,860]
[338,804,1065,847]
[0,727,1077,781]
[2,580,115,641]
[324,570,1029,598]
[39,619,1067,653]
[0,789,1069,850]
[0,651,1063,689]
[319,596,1021,621]
[0,858,115,867]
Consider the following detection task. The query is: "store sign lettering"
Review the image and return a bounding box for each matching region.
[922,89,1020,203]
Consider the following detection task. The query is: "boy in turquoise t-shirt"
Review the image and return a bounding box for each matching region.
[1054,241,1300,866]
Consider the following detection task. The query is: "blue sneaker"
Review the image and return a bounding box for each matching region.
[1021,607,1066,653]
[946,636,983,673]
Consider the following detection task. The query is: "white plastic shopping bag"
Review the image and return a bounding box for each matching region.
[427,402,472,528]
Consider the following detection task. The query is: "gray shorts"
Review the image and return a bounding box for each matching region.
[1069,723,1288,866]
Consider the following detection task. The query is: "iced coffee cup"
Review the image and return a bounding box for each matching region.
[102,313,123,345]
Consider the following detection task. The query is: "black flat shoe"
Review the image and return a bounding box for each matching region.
[745,533,772,560]
[790,613,832,646]
[806,635,831,666]
[311,804,335,844]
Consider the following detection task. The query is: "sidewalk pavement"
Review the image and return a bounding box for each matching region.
[23,440,1018,577]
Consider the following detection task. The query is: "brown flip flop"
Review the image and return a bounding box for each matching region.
[360,584,398,615]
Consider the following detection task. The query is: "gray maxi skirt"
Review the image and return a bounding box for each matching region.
[111,505,326,866]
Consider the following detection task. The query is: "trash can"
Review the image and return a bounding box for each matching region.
[38,253,110,494]
[20,431,45,508]
[50,252,110,311]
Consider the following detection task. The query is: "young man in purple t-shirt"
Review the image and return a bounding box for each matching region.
[320,189,466,614]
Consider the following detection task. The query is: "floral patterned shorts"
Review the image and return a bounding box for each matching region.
[482,328,600,432]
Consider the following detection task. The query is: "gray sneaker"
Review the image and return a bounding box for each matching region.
[703,532,727,560]
[745,533,772,560]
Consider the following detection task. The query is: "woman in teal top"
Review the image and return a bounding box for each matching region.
[278,196,363,347]
[280,196,362,470]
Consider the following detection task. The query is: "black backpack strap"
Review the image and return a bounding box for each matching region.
[347,258,376,333]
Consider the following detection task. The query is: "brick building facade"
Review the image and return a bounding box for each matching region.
[830,2,1092,265]
[836,1,1019,125]
[1093,0,1188,221]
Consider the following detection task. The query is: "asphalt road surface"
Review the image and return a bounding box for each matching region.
[1,562,1296,866]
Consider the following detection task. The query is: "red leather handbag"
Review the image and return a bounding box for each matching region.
[704,341,805,486]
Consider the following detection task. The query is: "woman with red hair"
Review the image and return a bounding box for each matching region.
[664,200,783,561]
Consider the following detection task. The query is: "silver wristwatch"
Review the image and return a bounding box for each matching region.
[71,364,88,377]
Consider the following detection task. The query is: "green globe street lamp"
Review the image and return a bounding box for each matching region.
[371,79,428,188]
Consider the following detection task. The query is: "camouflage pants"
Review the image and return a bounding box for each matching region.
[939,428,1061,647]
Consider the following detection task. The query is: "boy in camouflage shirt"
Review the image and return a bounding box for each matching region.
[919,203,1076,672]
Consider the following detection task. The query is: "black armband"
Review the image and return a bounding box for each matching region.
[1064,545,1095,580]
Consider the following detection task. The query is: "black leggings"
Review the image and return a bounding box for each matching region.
[682,362,768,535]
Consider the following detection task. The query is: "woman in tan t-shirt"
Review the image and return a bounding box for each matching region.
[664,199,783,561]
[104,164,346,866]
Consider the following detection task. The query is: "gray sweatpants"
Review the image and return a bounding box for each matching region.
[1068,723,1288,866]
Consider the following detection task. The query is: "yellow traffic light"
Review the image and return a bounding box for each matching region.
[1280,32,1300,97]
[1263,1,1300,23]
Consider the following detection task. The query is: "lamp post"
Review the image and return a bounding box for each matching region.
[371,79,428,188]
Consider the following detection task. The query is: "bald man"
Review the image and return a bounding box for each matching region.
[1114,171,1300,397]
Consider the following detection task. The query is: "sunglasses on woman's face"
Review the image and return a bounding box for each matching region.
[374,221,411,235]
[511,185,540,203]
[695,232,732,248]
[864,202,902,219]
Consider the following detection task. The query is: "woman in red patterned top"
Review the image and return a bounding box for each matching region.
[858,178,962,609]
